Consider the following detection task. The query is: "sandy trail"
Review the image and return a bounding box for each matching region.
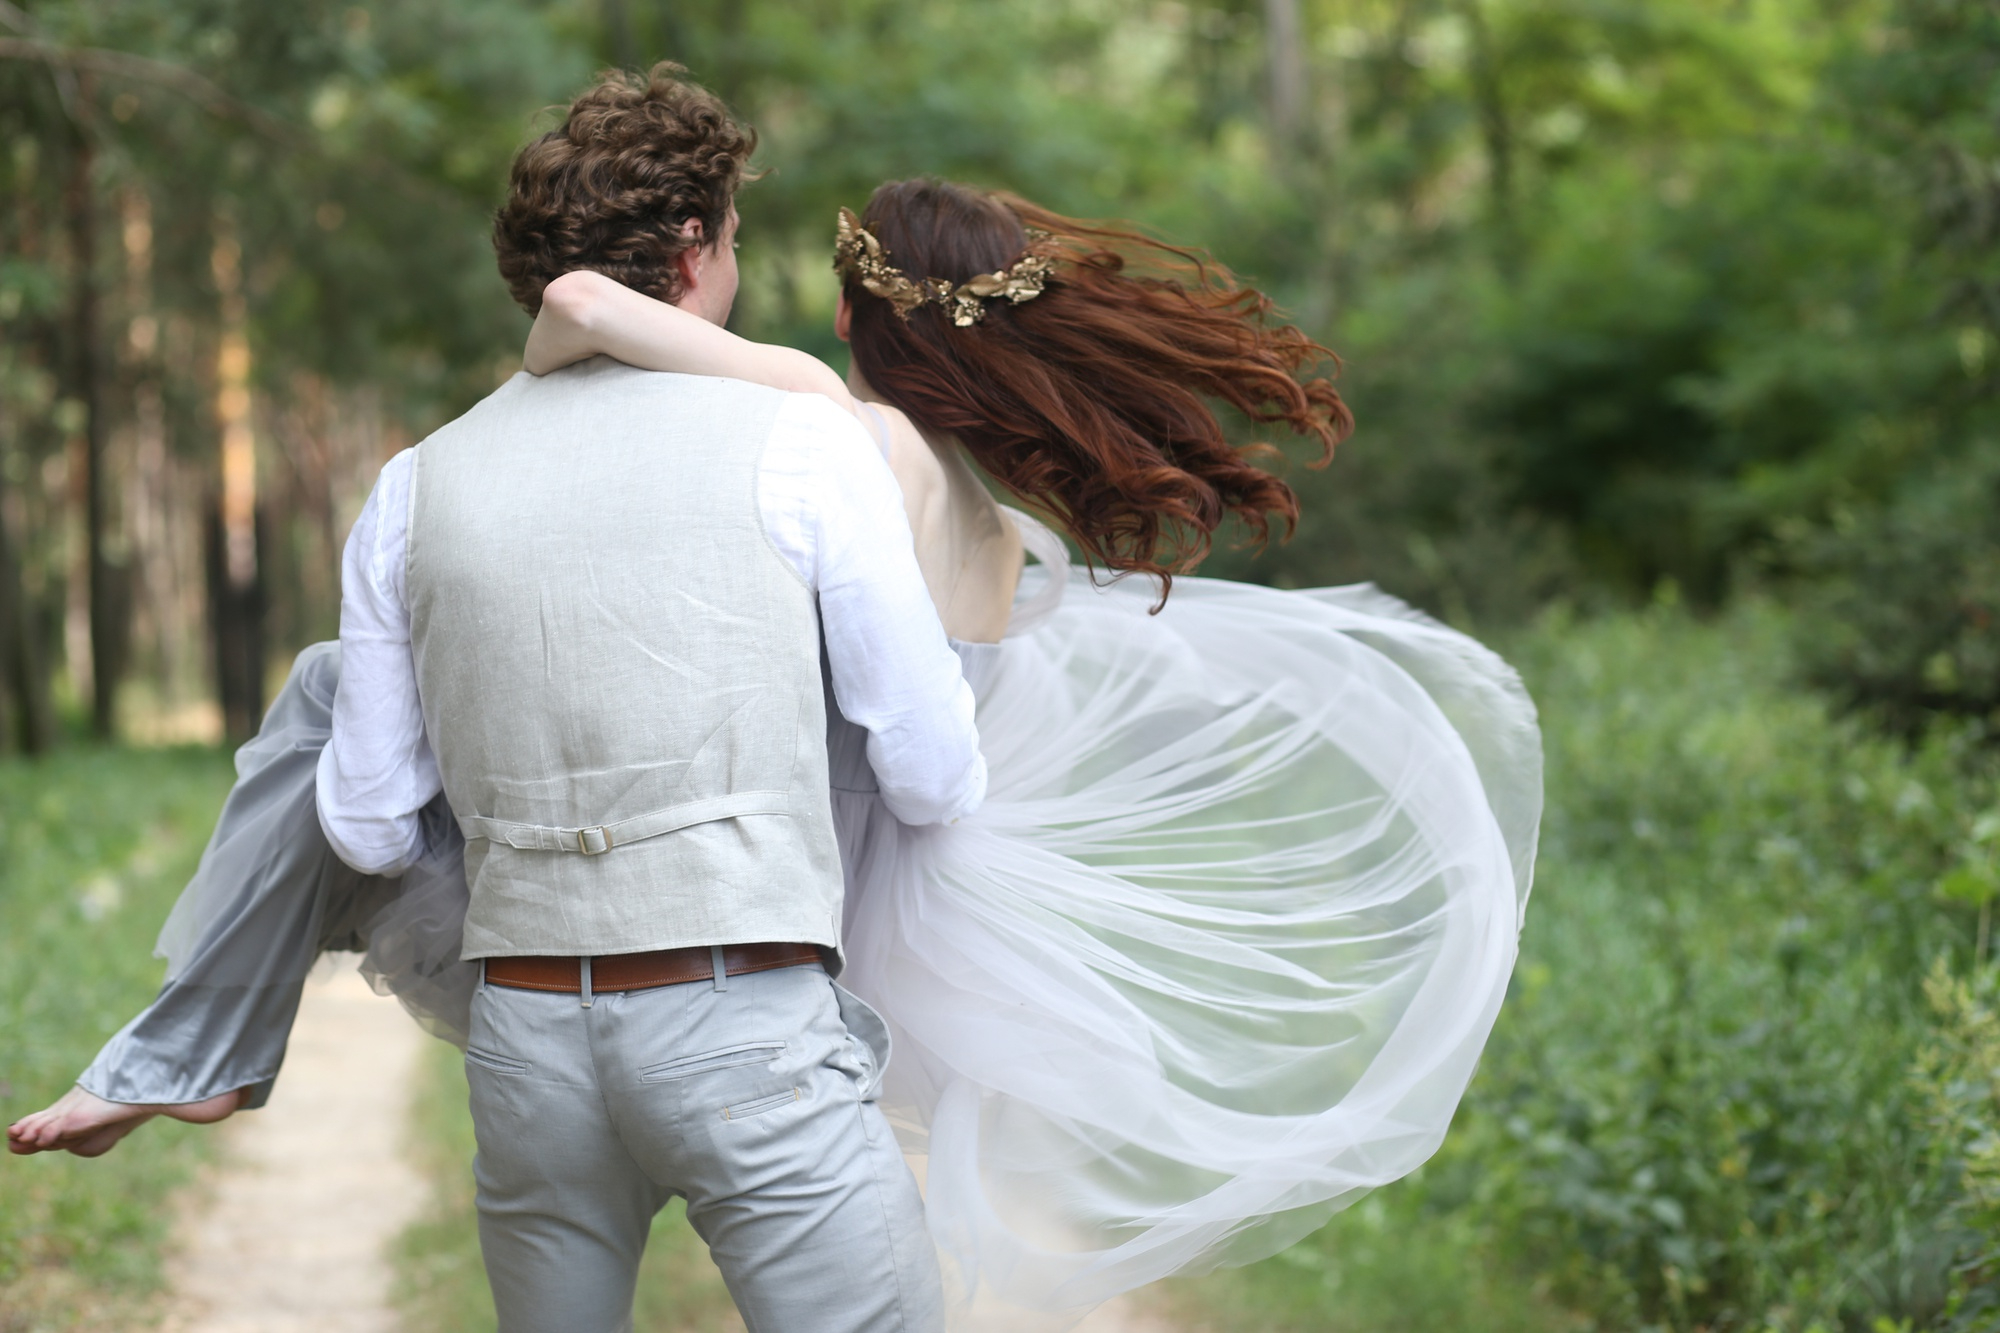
[1074,1298,1178,1332]
[159,958,426,1333]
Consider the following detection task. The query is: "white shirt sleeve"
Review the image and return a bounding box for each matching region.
[315,448,439,875]
[760,394,988,825]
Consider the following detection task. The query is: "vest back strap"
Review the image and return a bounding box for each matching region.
[459,791,792,856]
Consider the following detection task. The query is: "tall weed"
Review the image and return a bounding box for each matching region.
[1913,962,2000,1331]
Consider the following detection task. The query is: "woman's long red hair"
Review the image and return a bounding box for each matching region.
[844,179,1351,598]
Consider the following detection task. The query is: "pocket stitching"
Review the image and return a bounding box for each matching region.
[466,1047,530,1076]
[721,1087,800,1121]
[637,1042,786,1083]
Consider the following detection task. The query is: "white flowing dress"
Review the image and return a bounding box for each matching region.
[89,512,1539,1329]
[828,516,1538,1322]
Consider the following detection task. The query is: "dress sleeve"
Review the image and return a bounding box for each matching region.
[763,394,987,826]
[315,449,441,874]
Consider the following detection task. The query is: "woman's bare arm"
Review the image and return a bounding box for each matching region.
[525,270,858,415]
[526,270,1022,641]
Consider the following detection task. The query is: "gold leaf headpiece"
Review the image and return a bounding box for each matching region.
[833,207,1056,327]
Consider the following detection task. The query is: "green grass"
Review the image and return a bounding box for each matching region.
[0,744,237,1329]
[1155,1194,1581,1332]
[395,1038,747,1332]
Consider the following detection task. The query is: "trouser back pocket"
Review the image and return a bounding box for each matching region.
[638,1041,786,1083]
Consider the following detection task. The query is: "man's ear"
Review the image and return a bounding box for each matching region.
[835,292,852,343]
[674,221,706,297]
[674,247,702,297]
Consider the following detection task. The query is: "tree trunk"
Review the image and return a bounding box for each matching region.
[209,218,263,744]
[65,85,123,738]
[1459,0,1519,274]
[205,500,265,745]
[1263,0,1307,148]
[0,477,55,755]
[602,0,641,69]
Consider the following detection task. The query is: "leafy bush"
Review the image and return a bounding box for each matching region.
[1912,958,2000,1331]
[1795,449,2000,737]
[1438,604,1990,1327]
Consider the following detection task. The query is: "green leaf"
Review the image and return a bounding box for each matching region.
[1938,866,2000,906]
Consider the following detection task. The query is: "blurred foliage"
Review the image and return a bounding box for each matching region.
[1,0,586,427]
[1914,960,2000,1331]
[1169,602,2000,1331]
[1796,450,2000,738]
[5,0,2000,723]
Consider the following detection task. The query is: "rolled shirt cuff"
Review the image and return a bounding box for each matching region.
[879,748,988,827]
[314,746,424,876]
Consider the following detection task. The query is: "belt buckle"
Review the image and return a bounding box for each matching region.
[576,826,613,856]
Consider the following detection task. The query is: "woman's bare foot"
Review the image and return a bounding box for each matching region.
[7,1085,246,1158]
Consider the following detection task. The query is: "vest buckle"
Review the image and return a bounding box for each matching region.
[576,826,614,855]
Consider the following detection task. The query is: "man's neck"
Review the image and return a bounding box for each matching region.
[674,294,723,328]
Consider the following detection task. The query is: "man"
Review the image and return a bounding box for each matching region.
[317,65,974,1331]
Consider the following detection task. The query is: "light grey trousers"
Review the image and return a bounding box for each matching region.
[464,961,944,1333]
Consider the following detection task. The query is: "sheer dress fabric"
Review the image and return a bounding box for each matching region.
[94,511,1539,1328]
[830,515,1539,1322]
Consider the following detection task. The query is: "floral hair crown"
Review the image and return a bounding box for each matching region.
[833,207,1057,327]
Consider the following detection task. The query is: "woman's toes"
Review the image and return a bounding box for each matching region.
[6,1119,50,1154]
[8,1112,78,1154]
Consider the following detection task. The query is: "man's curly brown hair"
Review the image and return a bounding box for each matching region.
[493,63,758,316]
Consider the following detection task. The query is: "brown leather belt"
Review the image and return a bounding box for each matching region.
[483,942,823,994]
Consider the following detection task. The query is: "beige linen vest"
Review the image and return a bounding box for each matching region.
[406,358,843,959]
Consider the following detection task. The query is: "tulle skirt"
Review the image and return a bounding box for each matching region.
[117,561,1538,1328]
[828,566,1539,1323]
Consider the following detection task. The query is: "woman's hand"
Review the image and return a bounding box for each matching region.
[525,270,623,376]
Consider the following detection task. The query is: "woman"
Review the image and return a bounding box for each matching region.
[12,179,1539,1324]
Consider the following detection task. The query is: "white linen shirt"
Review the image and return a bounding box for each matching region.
[316,389,987,876]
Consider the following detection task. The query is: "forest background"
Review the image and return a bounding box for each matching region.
[6,0,2000,1330]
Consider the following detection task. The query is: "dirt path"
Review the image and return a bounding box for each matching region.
[159,957,426,1333]
[1074,1297,1178,1332]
